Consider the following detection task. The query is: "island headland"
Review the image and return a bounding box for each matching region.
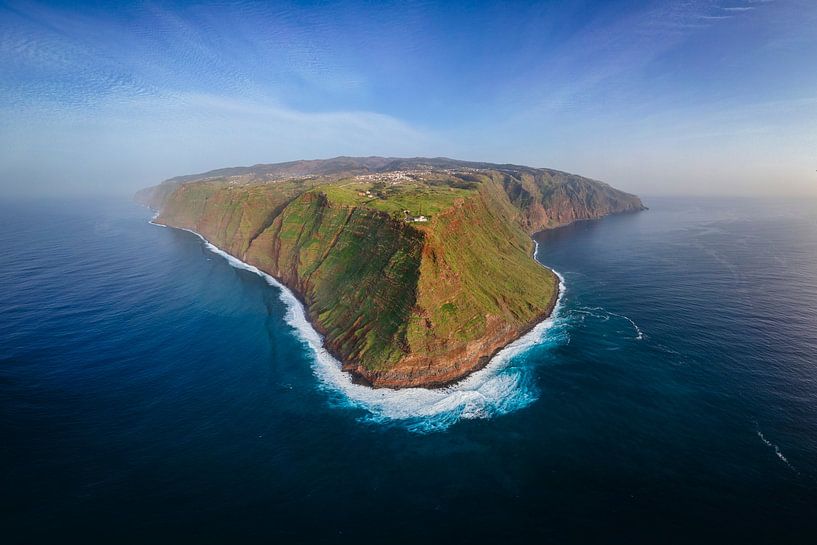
[137,157,645,388]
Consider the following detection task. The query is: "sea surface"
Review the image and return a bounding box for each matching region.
[2,196,817,544]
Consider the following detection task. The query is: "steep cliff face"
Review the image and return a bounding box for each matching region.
[145,157,644,388]
[364,178,558,387]
[499,169,645,232]
[243,192,425,372]
[153,180,311,257]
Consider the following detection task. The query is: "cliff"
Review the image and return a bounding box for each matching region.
[139,157,644,388]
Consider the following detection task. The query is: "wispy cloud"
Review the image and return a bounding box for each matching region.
[0,0,440,194]
[1,0,815,196]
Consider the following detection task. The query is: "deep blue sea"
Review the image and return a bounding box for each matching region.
[3,196,817,544]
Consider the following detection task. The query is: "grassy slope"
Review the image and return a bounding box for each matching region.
[156,180,313,257]
[407,174,557,357]
[318,178,473,219]
[242,192,425,370]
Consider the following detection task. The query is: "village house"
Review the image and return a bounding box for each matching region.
[402,209,428,222]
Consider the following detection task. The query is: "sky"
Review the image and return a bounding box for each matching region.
[1,0,816,197]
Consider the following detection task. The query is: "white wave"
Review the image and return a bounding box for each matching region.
[573,309,610,321]
[756,428,798,473]
[608,311,644,340]
[155,224,566,432]
[578,304,644,340]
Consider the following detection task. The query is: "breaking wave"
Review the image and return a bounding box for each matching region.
[574,306,644,340]
[756,425,798,473]
[155,222,567,432]
[607,310,644,340]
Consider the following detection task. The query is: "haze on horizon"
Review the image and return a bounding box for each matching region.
[1,0,815,199]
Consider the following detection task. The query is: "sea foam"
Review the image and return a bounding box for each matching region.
[154,222,566,432]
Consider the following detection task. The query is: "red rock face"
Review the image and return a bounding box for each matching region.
[501,170,645,233]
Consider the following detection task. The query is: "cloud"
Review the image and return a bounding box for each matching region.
[1,0,814,197]
[0,87,439,196]
[0,1,442,195]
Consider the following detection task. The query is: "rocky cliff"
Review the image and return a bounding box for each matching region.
[138,157,644,388]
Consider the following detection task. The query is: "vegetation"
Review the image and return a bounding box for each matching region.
[316,178,473,221]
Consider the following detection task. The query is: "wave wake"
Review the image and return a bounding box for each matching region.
[154,222,566,432]
[608,311,644,340]
[756,427,798,474]
[574,305,644,340]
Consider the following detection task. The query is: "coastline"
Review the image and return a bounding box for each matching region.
[378,241,561,390]
[148,214,565,394]
[536,204,648,233]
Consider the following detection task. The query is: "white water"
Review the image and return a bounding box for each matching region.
[756,428,798,473]
[574,305,644,340]
[607,311,644,340]
[154,221,566,432]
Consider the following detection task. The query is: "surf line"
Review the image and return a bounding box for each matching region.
[533,239,566,295]
[607,311,644,340]
[756,424,798,474]
[151,219,567,426]
[575,304,644,341]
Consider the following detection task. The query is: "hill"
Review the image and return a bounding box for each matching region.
[137,157,645,388]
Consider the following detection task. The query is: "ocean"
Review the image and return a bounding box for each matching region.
[2,195,816,543]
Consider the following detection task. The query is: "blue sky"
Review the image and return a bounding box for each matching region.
[1,0,815,196]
